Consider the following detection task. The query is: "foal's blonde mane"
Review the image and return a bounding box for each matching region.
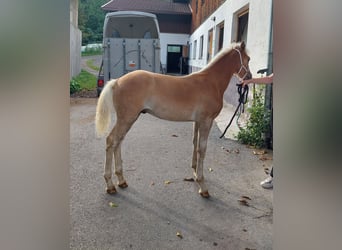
[199,42,242,72]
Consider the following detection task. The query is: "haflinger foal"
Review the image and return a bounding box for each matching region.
[95,41,251,197]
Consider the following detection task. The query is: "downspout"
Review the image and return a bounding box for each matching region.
[265,0,273,149]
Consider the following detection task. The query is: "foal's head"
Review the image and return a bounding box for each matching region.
[233,41,252,80]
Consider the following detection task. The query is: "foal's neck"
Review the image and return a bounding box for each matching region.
[202,53,237,96]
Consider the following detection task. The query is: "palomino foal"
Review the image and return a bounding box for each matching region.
[95,41,251,197]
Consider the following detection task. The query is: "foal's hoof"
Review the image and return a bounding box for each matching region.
[106,186,117,194]
[199,190,210,198]
[118,181,128,188]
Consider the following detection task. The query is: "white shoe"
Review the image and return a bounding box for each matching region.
[260,176,273,189]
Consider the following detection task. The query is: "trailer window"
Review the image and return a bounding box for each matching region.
[112,30,120,38]
[144,31,152,38]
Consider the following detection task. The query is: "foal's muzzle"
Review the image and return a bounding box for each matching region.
[237,66,252,80]
[245,71,252,80]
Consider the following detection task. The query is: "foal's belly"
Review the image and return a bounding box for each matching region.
[142,105,196,122]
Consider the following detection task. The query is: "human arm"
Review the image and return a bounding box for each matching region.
[242,73,273,86]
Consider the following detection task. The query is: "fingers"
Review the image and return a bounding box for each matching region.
[240,79,248,86]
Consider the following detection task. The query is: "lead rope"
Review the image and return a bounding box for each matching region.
[219,84,249,139]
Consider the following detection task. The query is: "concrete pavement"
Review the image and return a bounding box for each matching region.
[70,98,273,249]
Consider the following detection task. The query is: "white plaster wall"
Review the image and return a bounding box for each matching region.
[70,0,82,79]
[70,0,78,26]
[189,0,272,75]
[160,33,190,68]
[247,0,273,73]
[70,24,82,78]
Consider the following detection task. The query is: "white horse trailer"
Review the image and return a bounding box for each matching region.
[97,11,161,96]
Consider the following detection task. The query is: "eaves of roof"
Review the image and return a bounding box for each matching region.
[101,0,192,15]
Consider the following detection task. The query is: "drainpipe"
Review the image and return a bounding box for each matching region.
[264,0,273,149]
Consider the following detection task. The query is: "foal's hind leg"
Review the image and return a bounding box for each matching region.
[104,131,117,194]
[114,140,128,188]
[104,119,135,193]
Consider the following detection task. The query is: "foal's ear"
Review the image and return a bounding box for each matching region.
[240,41,246,50]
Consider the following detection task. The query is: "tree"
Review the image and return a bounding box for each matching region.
[78,0,108,45]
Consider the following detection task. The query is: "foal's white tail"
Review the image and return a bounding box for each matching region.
[95,79,116,137]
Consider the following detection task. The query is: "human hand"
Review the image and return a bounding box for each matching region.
[240,78,251,87]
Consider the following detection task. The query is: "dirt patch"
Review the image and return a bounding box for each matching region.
[70,97,97,106]
[70,89,97,98]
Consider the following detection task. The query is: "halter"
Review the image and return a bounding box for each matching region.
[233,48,249,80]
[220,48,250,139]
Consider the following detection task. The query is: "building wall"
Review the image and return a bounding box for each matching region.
[157,14,191,72]
[190,0,226,32]
[188,0,272,105]
[70,0,82,79]
[160,33,190,71]
[70,25,82,79]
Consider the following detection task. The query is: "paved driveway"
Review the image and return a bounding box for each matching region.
[70,98,273,249]
[81,55,102,76]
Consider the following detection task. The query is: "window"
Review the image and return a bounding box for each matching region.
[199,35,204,59]
[216,22,224,54]
[167,46,181,53]
[189,43,192,59]
[237,10,249,43]
[193,40,197,59]
[207,29,213,62]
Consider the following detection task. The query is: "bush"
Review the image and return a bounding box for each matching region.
[70,78,81,94]
[237,87,271,148]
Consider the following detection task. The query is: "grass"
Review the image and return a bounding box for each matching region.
[86,59,100,71]
[73,69,97,90]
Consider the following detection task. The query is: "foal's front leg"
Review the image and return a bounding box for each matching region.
[194,120,213,198]
[191,122,199,171]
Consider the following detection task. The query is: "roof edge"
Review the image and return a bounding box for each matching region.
[101,0,192,15]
